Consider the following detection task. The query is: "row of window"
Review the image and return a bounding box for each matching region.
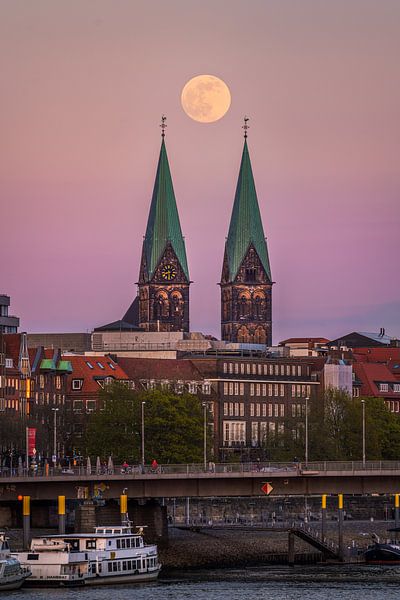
[142,380,211,395]
[223,420,286,444]
[380,383,400,393]
[223,362,306,377]
[39,375,63,390]
[85,360,116,371]
[223,382,312,398]
[116,537,141,549]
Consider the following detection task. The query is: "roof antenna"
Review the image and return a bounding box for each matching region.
[242,115,249,139]
[160,114,167,138]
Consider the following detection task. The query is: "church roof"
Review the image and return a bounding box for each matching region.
[225,140,271,281]
[142,139,189,280]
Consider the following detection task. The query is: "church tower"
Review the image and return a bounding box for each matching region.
[138,118,190,332]
[220,119,273,345]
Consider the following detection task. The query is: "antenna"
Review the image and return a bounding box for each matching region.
[160,115,167,138]
[242,115,250,139]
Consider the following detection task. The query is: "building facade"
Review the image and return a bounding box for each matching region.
[0,295,19,334]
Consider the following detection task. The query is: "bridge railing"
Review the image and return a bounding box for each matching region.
[2,460,400,478]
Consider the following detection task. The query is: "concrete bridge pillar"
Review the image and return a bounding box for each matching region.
[130,499,168,548]
[74,501,96,533]
[288,532,295,566]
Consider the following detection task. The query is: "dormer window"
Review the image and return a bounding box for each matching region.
[86,361,94,369]
[379,383,389,392]
[97,362,105,370]
[72,379,83,390]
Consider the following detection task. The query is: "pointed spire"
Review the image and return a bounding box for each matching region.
[225,125,271,281]
[143,121,189,280]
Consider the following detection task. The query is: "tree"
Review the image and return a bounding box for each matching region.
[84,383,210,464]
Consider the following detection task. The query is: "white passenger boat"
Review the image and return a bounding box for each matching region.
[15,521,161,586]
[0,533,31,591]
[14,538,89,587]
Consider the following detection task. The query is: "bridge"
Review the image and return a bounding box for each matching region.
[1,461,400,501]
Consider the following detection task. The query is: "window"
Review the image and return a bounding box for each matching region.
[268,384,273,397]
[353,388,360,398]
[380,383,389,393]
[274,384,279,397]
[234,403,239,416]
[235,363,239,374]
[250,403,255,416]
[223,362,228,373]
[175,381,183,394]
[223,403,228,416]
[223,382,229,395]
[239,383,244,395]
[73,400,83,412]
[240,363,245,374]
[72,379,82,390]
[252,364,257,375]
[394,384,400,393]
[5,358,13,368]
[229,402,234,416]
[280,384,285,397]
[268,403,273,417]
[246,364,251,374]
[86,401,97,412]
[280,365,285,376]
[86,361,94,369]
[292,404,296,417]
[274,364,279,376]
[256,403,261,417]
[274,404,279,417]
[256,384,261,396]
[297,366,302,376]
[291,366,296,376]
[262,403,267,417]
[188,382,197,394]
[108,362,116,370]
[291,385,296,398]
[286,365,291,376]
[250,383,255,396]
[229,363,233,374]
[262,384,267,396]
[251,422,259,446]
[223,421,246,445]
[280,404,285,417]
[55,375,61,390]
[258,364,262,375]
[202,382,211,395]
[229,382,234,396]
[234,382,239,395]
[39,374,45,389]
[97,362,105,370]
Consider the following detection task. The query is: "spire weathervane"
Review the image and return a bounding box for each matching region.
[160,114,167,138]
[242,116,249,139]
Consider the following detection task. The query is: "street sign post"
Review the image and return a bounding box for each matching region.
[261,482,274,495]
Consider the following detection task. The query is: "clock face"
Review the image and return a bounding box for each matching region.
[161,264,177,281]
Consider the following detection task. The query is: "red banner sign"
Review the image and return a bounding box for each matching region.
[26,427,36,457]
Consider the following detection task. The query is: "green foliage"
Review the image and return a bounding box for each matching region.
[84,382,210,464]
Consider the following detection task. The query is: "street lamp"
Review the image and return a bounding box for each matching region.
[141,401,146,467]
[305,397,309,467]
[361,399,366,468]
[52,407,59,463]
[202,402,207,471]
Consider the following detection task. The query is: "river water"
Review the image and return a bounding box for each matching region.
[7,565,400,600]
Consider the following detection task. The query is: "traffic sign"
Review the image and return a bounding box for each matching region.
[32,448,37,456]
[261,482,274,495]
[52,455,57,463]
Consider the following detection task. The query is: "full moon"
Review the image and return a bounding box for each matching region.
[181,75,231,123]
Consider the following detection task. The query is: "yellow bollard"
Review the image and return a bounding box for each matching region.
[22,496,30,549]
[120,494,128,524]
[58,495,66,534]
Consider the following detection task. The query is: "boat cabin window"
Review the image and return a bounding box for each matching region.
[117,539,120,549]
[27,553,39,560]
[86,540,96,550]
[67,539,80,552]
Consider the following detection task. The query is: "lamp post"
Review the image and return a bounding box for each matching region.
[305,397,309,467]
[202,402,207,471]
[361,399,366,468]
[141,401,146,468]
[52,407,59,463]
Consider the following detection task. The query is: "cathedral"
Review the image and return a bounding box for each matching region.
[100,120,273,344]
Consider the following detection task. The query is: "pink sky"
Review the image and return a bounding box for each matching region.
[1,0,399,343]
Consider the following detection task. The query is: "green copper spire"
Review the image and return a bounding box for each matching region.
[225,138,271,281]
[143,136,189,280]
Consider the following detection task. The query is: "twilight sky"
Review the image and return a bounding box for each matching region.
[1,0,399,343]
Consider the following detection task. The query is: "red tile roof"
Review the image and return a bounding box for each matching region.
[353,363,400,398]
[116,357,204,381]
[64,354,128,394]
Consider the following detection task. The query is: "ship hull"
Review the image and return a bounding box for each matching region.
[365,543,400,564]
